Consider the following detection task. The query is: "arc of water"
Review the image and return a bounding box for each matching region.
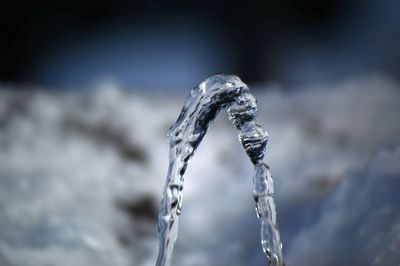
[156,74,284,266]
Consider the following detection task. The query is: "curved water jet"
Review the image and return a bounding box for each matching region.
[156,74,284,266]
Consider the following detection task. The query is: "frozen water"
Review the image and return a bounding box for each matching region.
[156,75,283,266]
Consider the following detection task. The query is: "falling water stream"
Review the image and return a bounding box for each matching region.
[156,74,284,266]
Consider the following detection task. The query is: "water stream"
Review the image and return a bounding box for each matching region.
[156,74,284,266]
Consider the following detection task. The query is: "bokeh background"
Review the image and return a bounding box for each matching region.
[1,1,400,266]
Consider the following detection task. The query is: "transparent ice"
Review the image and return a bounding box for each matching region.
[156,74,284,266]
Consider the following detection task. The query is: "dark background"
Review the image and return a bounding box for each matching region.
[1,0,400,89]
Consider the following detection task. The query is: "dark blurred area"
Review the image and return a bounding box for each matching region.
[1,0,400,89]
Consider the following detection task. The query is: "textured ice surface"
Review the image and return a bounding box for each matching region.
[0,75,400,266]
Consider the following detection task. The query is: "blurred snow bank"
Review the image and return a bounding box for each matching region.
[286,146,400,266]
[0,75,399,266]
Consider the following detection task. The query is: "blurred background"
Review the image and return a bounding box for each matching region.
[1,0,400,266]
[2,0,400,89]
